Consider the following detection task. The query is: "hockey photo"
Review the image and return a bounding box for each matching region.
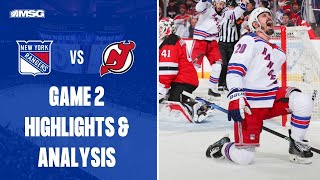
[158,0,320,179]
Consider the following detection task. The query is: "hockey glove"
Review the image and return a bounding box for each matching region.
[227,88,251,122]
[159,83,169,103]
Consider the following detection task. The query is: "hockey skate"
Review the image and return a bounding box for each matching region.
[208,89,221,97]
[192,102,212,123]
[288,130,313,164]
[218,86,229,93]
[218,86,224,92]
[206,135,230,158]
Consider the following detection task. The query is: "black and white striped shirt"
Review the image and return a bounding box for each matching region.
[219,18,240,43]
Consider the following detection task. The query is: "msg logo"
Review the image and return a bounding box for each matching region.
[10,9,45,18]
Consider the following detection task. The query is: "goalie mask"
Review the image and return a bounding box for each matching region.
[159,18,176,40]
[248,7,275,35]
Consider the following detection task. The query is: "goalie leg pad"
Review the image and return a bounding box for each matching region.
[289,91,313,141]
[208,63,222,92]
[221,143,255,165]
[167,102,193,123]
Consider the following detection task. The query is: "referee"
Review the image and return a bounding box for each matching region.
[218,0,240,92]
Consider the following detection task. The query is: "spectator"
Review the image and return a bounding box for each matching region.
[189,17,198,38]
[240,0,256,36]
[281,12,294,26]
[159,6,164,21]
[278,0,291,13]
[243,0,255,18]
[167,0,179,18]
[290,1,302,26]
[227,0,238,11]
[259,0,269,8]
[240,16,250,36]
[177,0,187,6]
[186,0,197,16]
[174,4,190,38]
[253,0,259,8]
[159,0,164,9]
[276,4,284,25]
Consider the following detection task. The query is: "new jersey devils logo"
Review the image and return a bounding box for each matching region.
[100,40,136,76]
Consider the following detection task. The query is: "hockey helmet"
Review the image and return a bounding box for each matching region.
[214,0,227,9]
[159,18,176,40]
[248,7,273,32]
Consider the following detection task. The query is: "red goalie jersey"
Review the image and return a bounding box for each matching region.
[159,34,199,88]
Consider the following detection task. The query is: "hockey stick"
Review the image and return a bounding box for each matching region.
[192,53,204,64]
[182,91,320,154]
[182,91,227,113]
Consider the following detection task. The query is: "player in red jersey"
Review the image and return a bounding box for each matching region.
[159,18,209,123]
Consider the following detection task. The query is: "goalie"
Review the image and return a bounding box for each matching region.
[158,18,209,123]
[206,8,314,164]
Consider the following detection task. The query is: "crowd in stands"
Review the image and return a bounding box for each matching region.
[159,0,320,37]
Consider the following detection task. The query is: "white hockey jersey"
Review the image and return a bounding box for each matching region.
[193,1,245,41]
[174,14,190,38]
[227,33,286,108]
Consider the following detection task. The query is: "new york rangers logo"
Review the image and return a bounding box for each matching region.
[100,40,136,76]
[17,40,53,76]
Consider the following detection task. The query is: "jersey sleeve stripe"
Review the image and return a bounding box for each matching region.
[246,96,276,100]
[228,63,247,71]
[228,67,246,76]
[159,71,178,75]
[193,33,207,38]
[227,70,244,77]
[159,67,178,71]
[199,7,207,14]
[159,61,178,75]
[245,90,277,97]
[159,62,178,67]
[194,29,219,38]
[243,87,279,92]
